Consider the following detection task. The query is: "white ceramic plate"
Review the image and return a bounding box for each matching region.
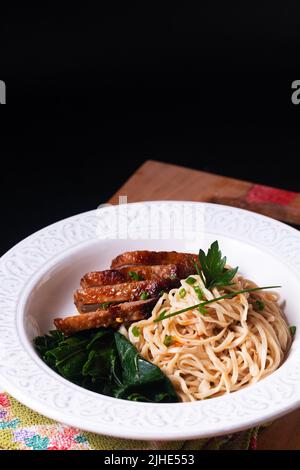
[0,201,300,441]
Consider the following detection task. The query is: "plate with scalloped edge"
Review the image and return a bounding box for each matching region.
[0,201,300,441]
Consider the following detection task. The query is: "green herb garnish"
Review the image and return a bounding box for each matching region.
[198,241,238,289]
[132,326,140,337]
[186,276,197,285]
[140,291,150,300]
[194,286,204,300]
[128,271,142,281]
[179,288,186,298]
[289,326,296,337]
[193,260,206,285]
[154,286,281,323]
[169,274,177,280]
[99,302,112,309]
[198,305,208,315]
[255,300,265,311]
[155,310,168,322]
[163,335,173,347]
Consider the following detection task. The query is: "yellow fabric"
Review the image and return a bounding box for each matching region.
[0,393,258,450]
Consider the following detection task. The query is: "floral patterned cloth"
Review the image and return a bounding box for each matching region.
[0,393,260,450]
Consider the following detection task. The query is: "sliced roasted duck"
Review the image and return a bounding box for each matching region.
[75,279,170,314]
[54,298,157,335]
[111,250,199,275]
[54,250,199,335]
[80,264,180,288]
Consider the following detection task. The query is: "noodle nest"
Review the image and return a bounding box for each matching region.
[128,274,291,401]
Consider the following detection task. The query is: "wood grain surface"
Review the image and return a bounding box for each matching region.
[109,160,300,225]
[109,159,300,450]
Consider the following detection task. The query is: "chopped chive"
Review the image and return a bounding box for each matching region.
[140,291,150,300]
[186,276,197,285]
[194,286,204,300]
[99,302,112,309]
[128,271,142,281]
[132,326,140,337]
[169,274,177,280]
[153,285,281,323]
[198,305,207,315]
[163,335,173,347]
[255,300,265,311]
[155,310,167,322]
[289,325,296,337]
[179,288,186,298]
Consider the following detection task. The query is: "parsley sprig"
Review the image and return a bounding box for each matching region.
[153,241,281,323]
[198,241,238,289]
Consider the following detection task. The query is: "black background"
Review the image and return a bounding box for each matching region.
[1,3,300,254]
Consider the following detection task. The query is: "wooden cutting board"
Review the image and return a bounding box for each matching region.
[109,160,300,226]
[109,159,300,450]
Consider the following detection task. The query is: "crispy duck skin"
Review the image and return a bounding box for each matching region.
[80,264,180,288]
[75,279,167,314]
[54,298,157,336]
[80,269,126,288]
[110,251,199,276]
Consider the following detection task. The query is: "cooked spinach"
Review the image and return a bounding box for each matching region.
[34,328,179,403]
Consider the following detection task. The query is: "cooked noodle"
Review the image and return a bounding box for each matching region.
[128,274,291,402]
